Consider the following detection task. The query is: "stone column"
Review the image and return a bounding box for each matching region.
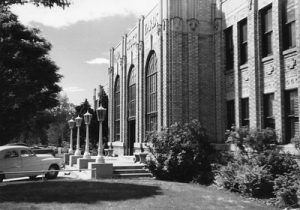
[272,0,285,143]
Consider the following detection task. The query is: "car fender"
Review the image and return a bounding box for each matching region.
[40,158,62,171]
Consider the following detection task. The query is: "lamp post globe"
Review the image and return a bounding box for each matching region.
[96,105,107,163]
[74,116,83,156]
[68,118,75,154]
[83,111,92,159]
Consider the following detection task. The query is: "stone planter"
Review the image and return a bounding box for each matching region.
[139,153,147,164]
[104,148,114,157]
[134,153,140,163]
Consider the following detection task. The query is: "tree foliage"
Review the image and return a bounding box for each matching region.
[0,7,62,145]
[1,0,70,8]
[47,94,75,146]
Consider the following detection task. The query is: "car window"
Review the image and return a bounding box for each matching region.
[20,150,35,157]
[4,150,19,159]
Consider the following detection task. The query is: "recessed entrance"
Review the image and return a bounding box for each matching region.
[126,120,135,155]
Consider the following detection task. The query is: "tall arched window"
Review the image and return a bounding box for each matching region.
[128,66,136,119]
[146,52,157,132]
[114,76,120,141]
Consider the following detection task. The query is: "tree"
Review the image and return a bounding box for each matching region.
[97,85,109,144]
[75,99,98,149]
[47,94,75,146]
[0,7,62,145]
[1,0,70,8]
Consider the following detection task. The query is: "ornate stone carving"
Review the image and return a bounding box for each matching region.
[248,0,253,11]
[187,18,199,32]
[266,65,274,75]
[138,41,144,51]
[171,17,183,31]
[157,24,162,35]
[288,58,297,70]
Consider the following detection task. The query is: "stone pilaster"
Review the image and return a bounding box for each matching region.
[248,0,262,129]
[272,0,285,143]
[233,22,241,128]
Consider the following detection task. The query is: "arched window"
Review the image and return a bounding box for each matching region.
[114,76,120,141]
[146,52,157,132]
[128,66,136,119]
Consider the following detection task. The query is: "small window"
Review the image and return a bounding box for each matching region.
[227,100,235,129]
[261,5,273,57]
[4,150,19,159]
[285,89,299,143]
[264,94,275,129]
[20,150,35,157]
[225,27,234,70]
[239,19,248,65]
[282,0,296,50]
[114,76,120,141]
[241,98,249,127]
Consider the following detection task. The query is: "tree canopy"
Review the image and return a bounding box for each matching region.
[0,7,62,145]
[1,0,70,8]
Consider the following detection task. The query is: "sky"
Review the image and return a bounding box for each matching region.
[10,0,157,105]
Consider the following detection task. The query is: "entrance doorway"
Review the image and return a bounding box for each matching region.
[126,120,135,155]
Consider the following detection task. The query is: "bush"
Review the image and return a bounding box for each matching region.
[145,120,214,184]
[273,169,300,208]
[225,127,277,153]
[214,151,274,197]
[215,127,300,205]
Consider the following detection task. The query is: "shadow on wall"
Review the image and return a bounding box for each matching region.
[0,180,162,203]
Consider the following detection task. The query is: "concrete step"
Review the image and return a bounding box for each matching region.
[113,168,149,174]
[113,165,145,170]
[113,173,152,178]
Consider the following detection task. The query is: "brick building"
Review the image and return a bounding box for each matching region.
[107,0,300,156]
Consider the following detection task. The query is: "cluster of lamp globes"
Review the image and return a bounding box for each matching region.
[67,105,107,164]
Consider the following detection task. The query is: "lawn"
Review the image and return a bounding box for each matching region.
[0,178,278,210]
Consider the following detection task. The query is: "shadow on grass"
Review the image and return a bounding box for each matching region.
[0,180,162,203]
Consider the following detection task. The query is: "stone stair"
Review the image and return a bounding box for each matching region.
[113,165,152,178]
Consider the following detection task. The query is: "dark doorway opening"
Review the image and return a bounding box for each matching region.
[126,120,135,155]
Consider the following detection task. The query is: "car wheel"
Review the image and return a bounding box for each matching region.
[29,176,37,180]
[45,165,59,179]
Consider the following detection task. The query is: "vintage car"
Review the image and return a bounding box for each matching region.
[0,145,63,182]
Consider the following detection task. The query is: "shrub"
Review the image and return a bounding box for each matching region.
[273,169,300,208]
[215,127,300,203]
[145,120,214,184]
[225,127,277,153]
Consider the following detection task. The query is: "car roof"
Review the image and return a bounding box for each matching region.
[0,145,31,151]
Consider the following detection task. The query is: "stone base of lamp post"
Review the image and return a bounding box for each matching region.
[88,162,113,179]
[64,153,71,165]
[95,155,105,163]
[68,148,74,154]
[77,158,95,169]
[69,155,83,167]
[83,152,91,159]
[74,149,81,156]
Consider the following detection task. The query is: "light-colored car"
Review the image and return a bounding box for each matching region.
[0,145,63,182]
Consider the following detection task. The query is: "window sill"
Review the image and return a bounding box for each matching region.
[239,63,248,70]
[261,55,273,62]
[282,47,297,56]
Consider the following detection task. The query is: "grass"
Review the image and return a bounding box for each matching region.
[0,178,279,210]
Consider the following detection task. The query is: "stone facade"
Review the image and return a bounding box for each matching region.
[108,0,300,156]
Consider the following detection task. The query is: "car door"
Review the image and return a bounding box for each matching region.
[20,149,43,177]
[0,149,22,179]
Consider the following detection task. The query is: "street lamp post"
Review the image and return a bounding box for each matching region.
[74,116,82,156]
[83,111,92,159]
[68,119,75,154]
[96,105,107,163]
